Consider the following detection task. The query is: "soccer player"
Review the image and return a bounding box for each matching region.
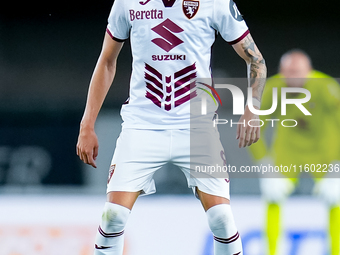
[76,0,266,254]
[249,49,340,255]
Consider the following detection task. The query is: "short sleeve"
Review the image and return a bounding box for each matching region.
[107,0,131,42]
[212,0,249,45]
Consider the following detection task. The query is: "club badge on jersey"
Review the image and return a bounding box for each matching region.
[107,164,116,184]
[182,0,199,19]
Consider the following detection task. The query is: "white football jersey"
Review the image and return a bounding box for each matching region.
[107,0,249,129]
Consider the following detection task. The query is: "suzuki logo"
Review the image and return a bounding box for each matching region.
[151,19,184,52]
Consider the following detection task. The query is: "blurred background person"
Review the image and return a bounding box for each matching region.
[249,49,340,255]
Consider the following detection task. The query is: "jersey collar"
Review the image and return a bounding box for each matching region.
[162,0,176,7]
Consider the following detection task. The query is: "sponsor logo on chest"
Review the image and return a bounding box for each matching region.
[129,9,164,21]
[152,54,186,61]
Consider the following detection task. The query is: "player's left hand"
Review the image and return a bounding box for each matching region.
[236,105,260,148]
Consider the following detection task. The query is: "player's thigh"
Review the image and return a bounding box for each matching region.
[173,128,231,202]
[111,128,171,164]
[107,191,140,210]
[196,188,230,211]
[172,128,227,175]
[108,128,170,197]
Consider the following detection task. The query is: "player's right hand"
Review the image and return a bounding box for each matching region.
[236,105,261,148]
[76,126,99,168]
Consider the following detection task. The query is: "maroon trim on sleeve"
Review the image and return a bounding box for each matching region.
[106,28,127,42]
[227,30,250,45]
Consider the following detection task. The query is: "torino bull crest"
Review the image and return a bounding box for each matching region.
[182,0,199,19]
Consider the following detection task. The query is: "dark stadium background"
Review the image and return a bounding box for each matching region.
[0,0,339,192]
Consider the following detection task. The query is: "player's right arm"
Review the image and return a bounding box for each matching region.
[248,78,277,161]
[76,33,124,168]
[232,34,267,148]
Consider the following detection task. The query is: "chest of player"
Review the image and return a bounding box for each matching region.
[127,0,215,53]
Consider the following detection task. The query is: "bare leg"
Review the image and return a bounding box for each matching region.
[107,191,140,210]
[196,188,230,211]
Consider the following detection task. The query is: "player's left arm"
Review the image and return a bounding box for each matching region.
[232,33,267,148]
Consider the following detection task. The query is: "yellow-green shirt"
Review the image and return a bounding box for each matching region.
[249,71,340,177]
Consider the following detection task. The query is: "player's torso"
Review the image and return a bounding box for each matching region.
[122,0,217,126]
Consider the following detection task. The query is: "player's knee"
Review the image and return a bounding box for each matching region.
[206,204,237,238]
[100,202,130,233]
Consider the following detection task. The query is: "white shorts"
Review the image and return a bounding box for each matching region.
[107,127,230,200]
